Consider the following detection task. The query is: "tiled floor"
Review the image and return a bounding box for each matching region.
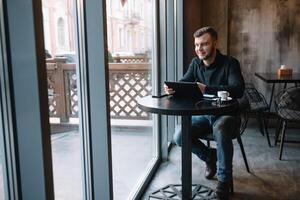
[1,119,299,200]
[142,119,300,200]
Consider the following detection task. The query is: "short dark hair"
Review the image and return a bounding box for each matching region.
[193,26,218,40]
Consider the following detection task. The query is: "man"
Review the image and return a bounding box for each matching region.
[165,26,245,200]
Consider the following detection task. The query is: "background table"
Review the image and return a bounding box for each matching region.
[255,73,300,108]
[138,95,238,199]
[255,73,300,146]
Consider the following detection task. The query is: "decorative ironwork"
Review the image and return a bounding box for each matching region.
[148,184,216,200]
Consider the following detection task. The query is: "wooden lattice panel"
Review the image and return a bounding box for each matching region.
[114,55,150,63]
[46,61,151,121]
[119,58,146,63]
[65,71,78,118]
[47,68,59,117]
[109,71,151,119]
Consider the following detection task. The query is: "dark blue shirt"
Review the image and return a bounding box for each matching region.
[180,51,245,98]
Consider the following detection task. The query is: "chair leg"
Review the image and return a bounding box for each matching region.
[239,111,249,135]
[236,135,250,173]
[261,113,272,147]
[279,120,287,160]
[256,113,265,136]
[230,178,234,195]
[274,118,283,146]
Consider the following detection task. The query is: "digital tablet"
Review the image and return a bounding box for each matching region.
[164,81,203,99]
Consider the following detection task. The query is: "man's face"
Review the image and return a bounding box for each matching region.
[194,33,217,60]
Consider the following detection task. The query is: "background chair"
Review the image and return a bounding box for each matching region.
[244,83,271,147]
[274,86,300,160]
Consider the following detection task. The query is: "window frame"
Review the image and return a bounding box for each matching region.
[2,0,54,199]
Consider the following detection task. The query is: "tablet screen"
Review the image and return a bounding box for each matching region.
[164,81,203,99]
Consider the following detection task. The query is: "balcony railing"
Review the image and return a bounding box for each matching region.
[46,56,151,123]
[113,54,150,63]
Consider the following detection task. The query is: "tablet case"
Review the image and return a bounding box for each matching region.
[164,81,203,99]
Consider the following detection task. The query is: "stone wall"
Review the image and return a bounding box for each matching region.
[184,0,300,100]
[183,0,203,68]
[230,0,300,90]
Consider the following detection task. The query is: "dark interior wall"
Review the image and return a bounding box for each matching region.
[183,0,228,70]
[183,0,202,69]
[200,0,228,54]
[230,0,300,86]
[183,0,300,99]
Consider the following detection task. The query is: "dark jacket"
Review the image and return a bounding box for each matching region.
[180,50,245,98]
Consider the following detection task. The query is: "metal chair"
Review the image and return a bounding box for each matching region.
[198,95,251,173]
[244,83,271,147]
[274,86,300,160]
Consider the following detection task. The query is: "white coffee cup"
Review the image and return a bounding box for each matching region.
[217,91,230,100]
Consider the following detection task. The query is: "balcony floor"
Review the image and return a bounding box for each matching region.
[51,124,153,200]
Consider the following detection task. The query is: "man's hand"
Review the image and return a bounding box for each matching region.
[197,82,206,94]
[164,84,175,95]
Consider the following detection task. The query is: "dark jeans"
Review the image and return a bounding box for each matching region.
[173,115,240,182]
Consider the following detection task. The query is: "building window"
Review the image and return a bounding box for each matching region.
[57,17,65,48]
[119,28,125,48]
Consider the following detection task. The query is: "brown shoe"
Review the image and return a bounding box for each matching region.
[215,179,233,200]
[205,148,217,179]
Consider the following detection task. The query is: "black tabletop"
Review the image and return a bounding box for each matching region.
[137,95,238,116]
[255,73,300,83]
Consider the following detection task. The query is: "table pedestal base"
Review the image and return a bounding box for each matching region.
[148,184,216,200]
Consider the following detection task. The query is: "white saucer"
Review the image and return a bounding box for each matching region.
[221,97,232,102]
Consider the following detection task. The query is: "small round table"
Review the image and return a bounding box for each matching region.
[138,95,238,200]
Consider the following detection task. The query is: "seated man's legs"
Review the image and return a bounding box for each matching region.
[212,115,240,182]
[173,115,214,162]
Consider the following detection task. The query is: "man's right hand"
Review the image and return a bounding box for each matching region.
[197,82,206,94]
[164,84,175,95]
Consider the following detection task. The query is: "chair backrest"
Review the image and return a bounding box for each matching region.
[237,93,250,135]
[275,87,300,121]
[244,85,268,112]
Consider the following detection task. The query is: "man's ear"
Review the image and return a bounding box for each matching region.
[213,40,218,48]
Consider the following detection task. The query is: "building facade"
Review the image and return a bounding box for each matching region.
[42,0,152,57]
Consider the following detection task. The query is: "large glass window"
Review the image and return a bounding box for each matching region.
[0,18,8,200]
[57,17,66,48]
[0,21,8,200]
[0,91,7,200]
[41,0,83,199]
[0,78,7,200]
[106,0,157,199]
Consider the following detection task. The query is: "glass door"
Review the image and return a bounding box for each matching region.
[106,0,158,199]
[41,0,84,199]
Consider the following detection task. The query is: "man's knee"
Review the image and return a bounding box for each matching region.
[213,116,240,139]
